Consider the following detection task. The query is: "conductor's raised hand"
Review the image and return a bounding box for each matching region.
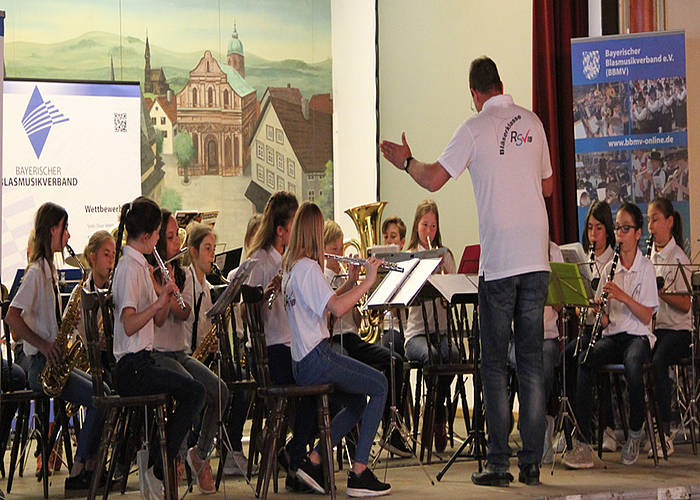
[380,132,412,170]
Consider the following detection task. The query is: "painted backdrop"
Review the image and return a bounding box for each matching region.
[3,0,333,252]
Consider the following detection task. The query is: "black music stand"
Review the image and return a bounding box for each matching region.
[546,262,591,471]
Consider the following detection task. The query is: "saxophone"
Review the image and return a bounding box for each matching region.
[39,245,88,397]
[192,306,232,362]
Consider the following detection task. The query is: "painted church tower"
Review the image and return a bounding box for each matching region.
[227,22,245,78]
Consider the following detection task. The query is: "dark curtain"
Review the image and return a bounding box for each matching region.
[532,0,588,244]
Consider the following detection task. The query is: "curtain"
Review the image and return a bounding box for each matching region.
[532,0,588,244]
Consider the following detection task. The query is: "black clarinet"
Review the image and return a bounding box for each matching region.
[582,243,621,365]
[645,234,665,290]
[574,243,597,357]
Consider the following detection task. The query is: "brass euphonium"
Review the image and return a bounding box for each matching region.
[40,245,88,397]
[344,202,387,344]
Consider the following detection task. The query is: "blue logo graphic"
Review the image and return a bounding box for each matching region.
[582,50,600,80]
[22,86,70,158]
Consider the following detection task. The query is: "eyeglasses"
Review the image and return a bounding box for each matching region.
[614,224,637,234]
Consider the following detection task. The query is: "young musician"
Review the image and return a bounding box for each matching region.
[6,202,107,492]
[111,197,205,499]
[150,211,228,494]
[565,202,659,469]
[282,202,390,497]
[563,201,618,453]
[648,197,692,456]
[403,200,457,453]
[382,216,406,250]
[324,220,410,458]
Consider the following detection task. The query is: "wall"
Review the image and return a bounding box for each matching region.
[666,1,699,259]
[377,0,533,258]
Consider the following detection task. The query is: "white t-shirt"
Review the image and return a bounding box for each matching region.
[596,248,659,348]
[283,257,335,362]
[245,247,291,347]
[10,258,61,356]
[404,244,457,344]
[651,238,693,331]
[438,94,552,281]
[153,267,192,353]
[324,267,358,335]
[182,264,215,354]
[544,243,563,340]
[112,245,158,361]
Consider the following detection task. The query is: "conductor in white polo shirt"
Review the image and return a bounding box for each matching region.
[381,56,553,487]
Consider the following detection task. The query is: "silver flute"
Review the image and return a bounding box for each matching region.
[152,248,187,310]
[267,271,282,309]
[324,253,403,273]
[164,247,189,264]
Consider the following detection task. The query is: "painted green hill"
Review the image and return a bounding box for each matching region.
[5,31,332,99]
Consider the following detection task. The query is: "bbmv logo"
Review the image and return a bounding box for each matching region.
[582,50,600,80]
[22,86,70,158]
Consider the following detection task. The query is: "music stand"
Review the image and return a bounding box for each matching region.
[546,261,591,472]
[365,257,441,485]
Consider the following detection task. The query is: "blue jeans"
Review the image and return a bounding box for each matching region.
[293,341,387,465]
[405,334,460,421]
[29,354,108,463]
[652,329,691,435]
[543,339,559,406]
[575,333,651,443]
[478,271,550,470]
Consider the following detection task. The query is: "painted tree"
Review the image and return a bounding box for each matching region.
[173,131,194,183]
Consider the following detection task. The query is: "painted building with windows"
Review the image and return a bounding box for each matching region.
[145,93,177,154]
[246,86,332,210]
[175,24,257,176]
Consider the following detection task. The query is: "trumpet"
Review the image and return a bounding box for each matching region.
[152,248,187,310]
[323,253,403,273]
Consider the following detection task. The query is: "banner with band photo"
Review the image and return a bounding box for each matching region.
[571,30,690,248]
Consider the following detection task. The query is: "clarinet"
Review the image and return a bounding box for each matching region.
[645,234,665,290]
[574,243,597,357]
[152,248,187,310]
[582,243,621,365]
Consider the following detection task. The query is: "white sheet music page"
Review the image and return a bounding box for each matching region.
[428,274,478,302]
[366,258,419,308]
[391,258,441,306]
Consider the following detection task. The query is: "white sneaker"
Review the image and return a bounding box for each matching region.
[621,429,643,465]
[542,415,555,465]
[143,466,165,500]
[562,442,594,469]
[648,433,674,458]
[223,450,249,476]
[552,431,566,454]
[602,426,618,452]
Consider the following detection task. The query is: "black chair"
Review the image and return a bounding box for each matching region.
[241,285,335,500]
[81,288,176,500]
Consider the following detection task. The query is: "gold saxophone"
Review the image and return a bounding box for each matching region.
[192,306,231,362]
[40,245,88,398]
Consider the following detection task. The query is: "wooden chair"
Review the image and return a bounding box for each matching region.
[241,285,336,500]
[81,288,176,500]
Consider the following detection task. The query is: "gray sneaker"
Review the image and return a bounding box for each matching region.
[621,429,644,465]
[562,442,594,469]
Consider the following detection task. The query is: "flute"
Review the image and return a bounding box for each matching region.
[324,253,403,273]
[152,248,187,310]
[164,247,189,265]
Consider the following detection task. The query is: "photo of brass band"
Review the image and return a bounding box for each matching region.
[2,2,700,500]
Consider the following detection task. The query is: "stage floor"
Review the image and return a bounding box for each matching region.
[3,438,700,499]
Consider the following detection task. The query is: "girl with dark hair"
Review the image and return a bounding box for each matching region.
[282,202,390,497]
[6,202,107,493]
[565,202,658,469]
[404,200,457,453]
[647,197,692,455]
[111,196,205,499]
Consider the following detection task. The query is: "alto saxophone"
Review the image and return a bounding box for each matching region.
[39,245,88,397]
[192,262,230,362]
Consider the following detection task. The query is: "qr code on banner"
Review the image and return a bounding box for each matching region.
[114,112,127,132]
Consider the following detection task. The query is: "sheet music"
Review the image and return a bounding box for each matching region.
[427,273,478,302]
[207,258,256,317]
[365,258,419,307]
[392,258,441,306]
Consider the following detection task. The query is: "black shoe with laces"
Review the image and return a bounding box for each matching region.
[347,468,391,497]
[296,457,326,494]
[385,429,412,458]
[285,474,316,493]
[471,469,514,487]
[518,463,540,485]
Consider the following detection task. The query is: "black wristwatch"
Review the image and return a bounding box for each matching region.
[403,156,414,173]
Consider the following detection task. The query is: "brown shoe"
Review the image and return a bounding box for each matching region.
[434,419,447,453]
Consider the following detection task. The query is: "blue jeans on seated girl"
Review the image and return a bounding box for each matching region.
[292,340,387,465]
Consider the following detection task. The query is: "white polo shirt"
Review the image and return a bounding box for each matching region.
[596,248,659,347]
[651,238,692,331]
[438,94,552,281]
[10,258,61,356]
[544,243,564,340]
[245,247,291,347]
[112,245,158,361]
[584,244,615,325]
[283,257,334,362]
[181,264,215,353]
[153,271,192,353]
[324,267,358,335]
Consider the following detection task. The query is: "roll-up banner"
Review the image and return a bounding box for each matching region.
[571,31,690,247]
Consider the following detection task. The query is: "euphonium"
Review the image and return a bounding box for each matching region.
[344,202,387,344]
[40,245,88,397]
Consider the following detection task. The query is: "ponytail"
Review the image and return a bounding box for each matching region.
[672,209,684,252]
